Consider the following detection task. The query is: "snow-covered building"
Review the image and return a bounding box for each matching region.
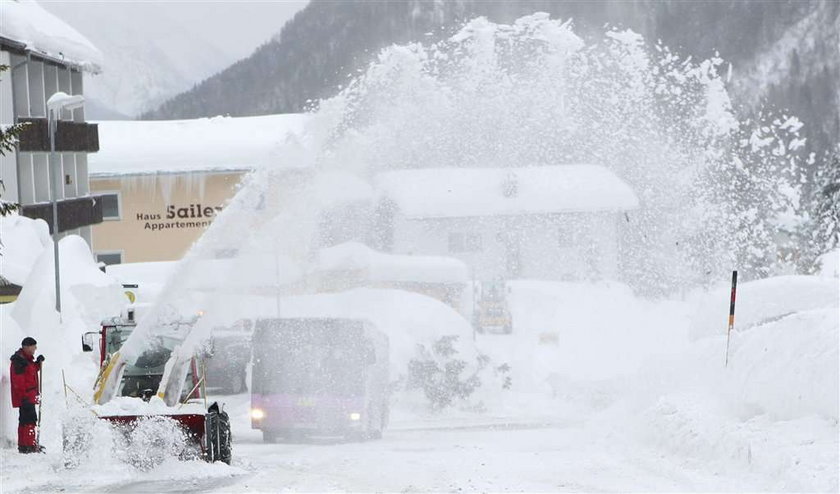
[0,0,104,245]
[374,165,639,282]
[313,241,470,310]
[87,114,308,264]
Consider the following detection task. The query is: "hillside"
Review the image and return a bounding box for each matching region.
[142,0,838,161]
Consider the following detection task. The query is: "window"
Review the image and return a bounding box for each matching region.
[96,252,123,266]
[100,193,120,220]
[449,232,482,253]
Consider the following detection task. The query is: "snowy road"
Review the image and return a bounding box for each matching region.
[223,423,738,493]
[2,281,837,492]
[2,384,837,493]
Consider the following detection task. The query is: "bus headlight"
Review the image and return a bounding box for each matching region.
[250,408,266,420]
[349,412,361,421]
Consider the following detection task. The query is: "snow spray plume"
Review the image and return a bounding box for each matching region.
[315,13,810,294]
[116,13,812,382]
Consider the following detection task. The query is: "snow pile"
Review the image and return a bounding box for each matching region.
[638,393,837,492]
[212,288,476,377]
[606,274,839,491]
[476,276,836,490]
[0,0,103,71]
[688,275,839,340]
[281,289,477,373]
[0,216,125,448]
[497,280,687,388]
[725,307,838,420]
[4,408,244,491]
[0,216,51,285]
[106,260,176,286]
[11,235,127,341]
[92,396,207,417]
[816,248,839,278]
[316,241,469,283]
[89,113,310,176]
[376,165,639,219]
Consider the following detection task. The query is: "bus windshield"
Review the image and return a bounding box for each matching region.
[253,319,371,397]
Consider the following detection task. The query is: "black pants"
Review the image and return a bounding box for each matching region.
[19,402,37,426]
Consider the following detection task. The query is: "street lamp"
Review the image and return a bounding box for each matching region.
[46,91,85,319]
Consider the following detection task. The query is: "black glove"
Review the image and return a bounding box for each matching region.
[36,355,45,363]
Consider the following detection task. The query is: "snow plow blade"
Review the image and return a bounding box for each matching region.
[97,403,231,464]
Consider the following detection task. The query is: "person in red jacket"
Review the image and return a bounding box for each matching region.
[9,337,45,453]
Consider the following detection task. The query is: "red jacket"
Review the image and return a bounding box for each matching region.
[9,349,40,408]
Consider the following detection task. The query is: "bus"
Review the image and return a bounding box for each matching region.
[250,318,389,442]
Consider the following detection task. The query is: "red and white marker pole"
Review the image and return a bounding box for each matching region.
[725,270,738,367]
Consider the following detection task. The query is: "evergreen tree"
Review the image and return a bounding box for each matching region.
[811,148,840,254]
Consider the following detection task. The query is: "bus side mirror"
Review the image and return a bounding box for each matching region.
[81,332,99,352]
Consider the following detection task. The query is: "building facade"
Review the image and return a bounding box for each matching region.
[375,165,639,282]
[1,2,104,244]
[90,171,246,263]
[87,114,308,264]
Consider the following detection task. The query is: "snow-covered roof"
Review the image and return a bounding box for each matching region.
[317,242,469,284]
[89,113,310,176]
[375,165,639,219]
[0,0,103,73]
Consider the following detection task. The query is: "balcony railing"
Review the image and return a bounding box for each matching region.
[16,118,100,153]
[20,195,105,234]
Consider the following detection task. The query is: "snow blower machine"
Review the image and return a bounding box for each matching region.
[67,308,232,466]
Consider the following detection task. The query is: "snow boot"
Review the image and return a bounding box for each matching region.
[17,424,37,453]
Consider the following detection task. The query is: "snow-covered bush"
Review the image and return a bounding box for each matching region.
[407,335,510,410]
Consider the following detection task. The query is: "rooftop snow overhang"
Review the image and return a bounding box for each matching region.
[376,165,641,220]
[88,114,311,175]
[0,36,101,73]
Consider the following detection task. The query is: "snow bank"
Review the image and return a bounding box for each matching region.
[106,260,176,286]
[0,216,51,285]
[89,113,310,176]
[498,280,688,388]
[376,165,639,219]
[638,392,837,492]
[316,241,469,283]
[0,218,125,448]
[0,0,103,72]
[816,248,839,278]
[282,289,477,372]
[211,288,476,376]
[688,275,839,340]
[490,275,837,490]
[11,235,126,337]
[726,308,838,420]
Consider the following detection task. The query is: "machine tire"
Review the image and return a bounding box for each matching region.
[205,403,232,464]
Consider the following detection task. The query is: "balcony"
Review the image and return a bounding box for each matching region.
[16,118,99,153]
[20,195,105,234]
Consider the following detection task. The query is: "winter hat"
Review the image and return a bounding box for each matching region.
[21,337,37,347]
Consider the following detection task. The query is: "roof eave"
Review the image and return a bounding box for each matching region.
[0,36,102,74]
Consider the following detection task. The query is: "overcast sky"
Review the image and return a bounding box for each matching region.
[40,0,309,62]
[37,0,310,117]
